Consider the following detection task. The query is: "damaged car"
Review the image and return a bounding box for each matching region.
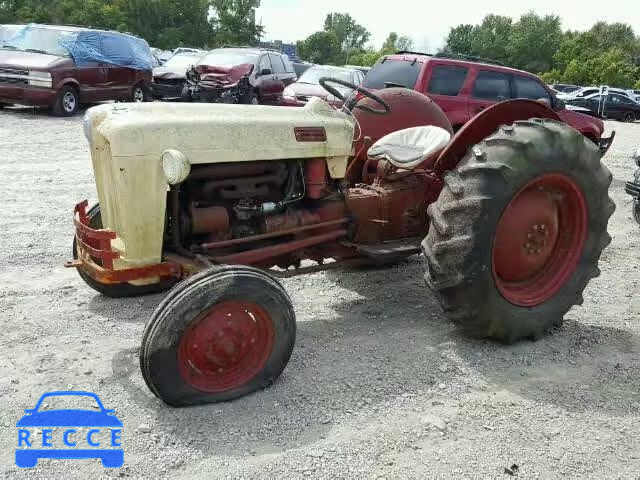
[151,51,205,100]
[185,47,296,104]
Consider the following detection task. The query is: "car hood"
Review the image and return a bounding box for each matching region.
[0,49,70,70]
[196,63,254,85]
[557,109,604,138]
[286,83,329,98]
[153,65,187,79]
[16,409,123,427]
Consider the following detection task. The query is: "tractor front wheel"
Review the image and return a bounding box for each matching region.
[140,266,296,407]
[422,119,615,343]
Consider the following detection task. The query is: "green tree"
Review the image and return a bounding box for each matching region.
[444,24,475,55]
[297,31,340,65]
[323,12,370,52]
[470,15,512,62]
[507,12,562,72]
[210,0,263,47]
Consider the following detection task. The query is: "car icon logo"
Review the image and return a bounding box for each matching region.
[15,391,123,468]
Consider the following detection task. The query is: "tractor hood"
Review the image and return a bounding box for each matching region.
[84,98,355,164]
[82,99,356,271]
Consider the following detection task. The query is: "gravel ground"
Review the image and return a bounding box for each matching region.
[0,106,639,479]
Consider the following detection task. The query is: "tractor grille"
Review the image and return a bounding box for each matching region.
[0,67,29,85]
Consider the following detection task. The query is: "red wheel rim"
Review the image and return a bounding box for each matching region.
[178,301,275,392]
[492,173,588,307]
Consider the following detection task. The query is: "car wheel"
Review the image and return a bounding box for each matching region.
[624,112,636,123]
[131,84,148,102]
[241,91,259,105]
[52,86,79,116]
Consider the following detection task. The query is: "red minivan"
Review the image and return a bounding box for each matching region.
[363,52,607,145]
[0,24,153,116]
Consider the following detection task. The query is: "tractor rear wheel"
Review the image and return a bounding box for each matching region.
[140,266,296,407]
[72,203,174,298]
[422,119,615,343]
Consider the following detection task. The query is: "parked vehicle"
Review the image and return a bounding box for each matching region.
[292,61,313,78]
[625,148,640,224]
[173,47,205,55]
[282,65,364,107]
[344,64,371,75]
[0,24,154,115]
[0,24,23,44]
[69,78,614,407]
[557,86,637,102]
[550,83,580,93]
[567,92,640,122]
[185,47,297,104]
[628,89,640,103]
[152,51,205,100]
[362,51,610,149]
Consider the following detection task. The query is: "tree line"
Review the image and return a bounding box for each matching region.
[297,11,640,89]
[0,0,263,49]
[444,13,640,89]
[2,2,639,89]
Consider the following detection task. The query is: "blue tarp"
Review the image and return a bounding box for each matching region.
[3,24,153,70]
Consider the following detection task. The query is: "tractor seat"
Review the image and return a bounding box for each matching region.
[368,126,451,169]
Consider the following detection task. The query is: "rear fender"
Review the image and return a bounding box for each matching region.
[434,99,561,176]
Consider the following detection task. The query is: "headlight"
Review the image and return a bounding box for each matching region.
[283,86,295,98]
[162,149,191,185]
[82,112,93,143]
[28,70,52,88]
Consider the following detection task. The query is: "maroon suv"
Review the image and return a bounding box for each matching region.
[0,24,153,116]
[363,51,609,148]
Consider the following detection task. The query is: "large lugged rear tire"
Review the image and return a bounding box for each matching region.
[72,204,174,298]
[140,266,296,407]
[422,119,615,343]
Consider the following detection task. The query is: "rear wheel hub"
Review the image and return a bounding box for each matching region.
[492,173,588,307]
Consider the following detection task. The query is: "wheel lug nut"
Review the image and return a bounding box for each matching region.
[533,225,539,231]
[527,233,533,239]
[540,224,546,231]
[524,243,531,249]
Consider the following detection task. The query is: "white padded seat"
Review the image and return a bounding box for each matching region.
[367,126,451,169]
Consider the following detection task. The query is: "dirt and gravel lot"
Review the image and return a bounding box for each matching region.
[0,106,639,479]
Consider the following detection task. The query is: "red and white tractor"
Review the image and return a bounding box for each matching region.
[67,78,615,407]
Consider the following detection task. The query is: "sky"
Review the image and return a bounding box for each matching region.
[256,0,640,51]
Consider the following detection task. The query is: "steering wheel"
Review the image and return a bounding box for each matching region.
[319,77,390,115]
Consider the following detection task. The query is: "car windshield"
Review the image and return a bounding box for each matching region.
[363,58,422,90]
[298,67,353,85]
[0,25,21,43]
[164,53,202,69]
[199,51,258,67]
[1,26,76,56]
[35,394,101,412]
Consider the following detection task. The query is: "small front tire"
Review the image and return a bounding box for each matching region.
[140,266,296,407]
